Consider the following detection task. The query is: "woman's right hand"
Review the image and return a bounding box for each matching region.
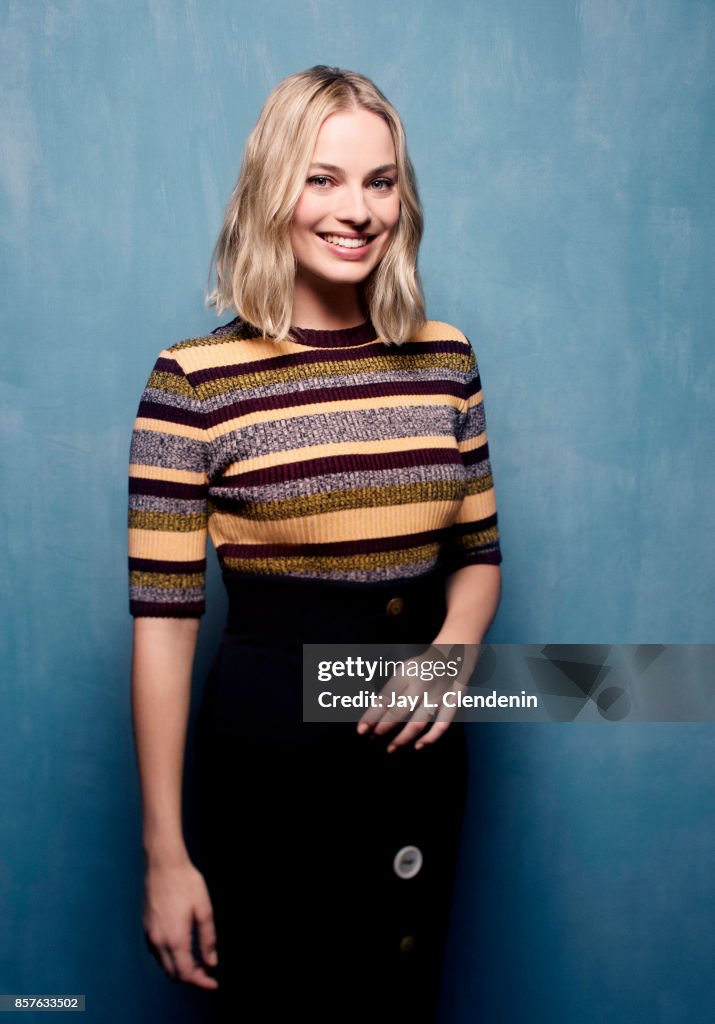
[143,857,219,989]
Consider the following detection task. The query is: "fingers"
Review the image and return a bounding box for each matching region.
[387,701,459,752]
[172,942,219,990]
[143,877,220,990]
[196,908,219,972]
[146,933,177,979]
[414,719,452,749]
[145,928,219,989]
[357,676,407,733]
[385,717,430,753]
[355,650,467,751]
[412,697,461,749]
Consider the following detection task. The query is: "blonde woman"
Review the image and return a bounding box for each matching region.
[129,65,502,1022]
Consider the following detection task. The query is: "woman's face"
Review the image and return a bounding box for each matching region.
[289,107,401,294]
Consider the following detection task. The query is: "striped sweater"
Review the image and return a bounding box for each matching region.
[128,317,502,617]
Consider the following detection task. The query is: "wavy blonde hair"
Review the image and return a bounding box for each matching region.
[206,65,425,345]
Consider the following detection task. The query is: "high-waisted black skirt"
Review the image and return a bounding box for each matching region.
[192,568,468,1023]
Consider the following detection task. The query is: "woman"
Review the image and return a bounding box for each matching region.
[129,65,502,1022]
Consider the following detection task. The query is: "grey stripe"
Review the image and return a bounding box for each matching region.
[223,560,438,584]
[458,401,487,440]
[281,560,437,583]
[130,585,205,603]
[211,406,460,472]
[465,458,494,480]
[130,430,208,473]
[129,495,207,514]
[142,386,199,414]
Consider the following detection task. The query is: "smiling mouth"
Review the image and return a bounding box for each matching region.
[319,233,375,249]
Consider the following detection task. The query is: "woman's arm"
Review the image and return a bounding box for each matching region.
[131,617,218,989]
[131,617,199,862]
[435,563,502,646]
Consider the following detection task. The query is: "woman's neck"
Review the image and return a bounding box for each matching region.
[290,275,368,330]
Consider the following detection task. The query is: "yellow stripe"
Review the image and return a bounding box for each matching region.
[168,319,468,373]
[453,525,500,549]
[452,489,498,525]
[128,526,207,560]
[129,463,208,483]
[221,543,442,576]
[210,500,461,545]
[412,320,468,344]
[132,417,206,441]
[458,432,488,454]
[211,481,465,522]
[191,351,468,399]
[462,388,483,412]
[129,510,207,532]
[130,570,205,589]
[146,369,195,397]
[464,473,495,496]
[170,337,290,369]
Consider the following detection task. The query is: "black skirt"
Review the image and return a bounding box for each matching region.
[192,568,468,1023]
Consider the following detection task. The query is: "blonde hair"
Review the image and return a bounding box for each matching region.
[207,65,425,345]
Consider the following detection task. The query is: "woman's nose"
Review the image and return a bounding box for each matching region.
[336,184,371,226]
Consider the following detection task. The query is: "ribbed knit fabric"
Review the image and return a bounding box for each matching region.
[127,317,502,617]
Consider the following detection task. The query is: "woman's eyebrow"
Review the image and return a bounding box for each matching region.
[309,162,398,175]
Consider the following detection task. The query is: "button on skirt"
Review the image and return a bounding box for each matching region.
[192,569,468,1023]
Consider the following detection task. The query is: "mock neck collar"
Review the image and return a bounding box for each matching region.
[289,320,377,347]
[211,316,379,347]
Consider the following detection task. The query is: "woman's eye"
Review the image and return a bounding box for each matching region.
[307,175,331,188]
[370,178,396,191]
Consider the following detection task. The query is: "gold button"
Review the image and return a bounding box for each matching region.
[386,597,404,616]
[399,935,415,954]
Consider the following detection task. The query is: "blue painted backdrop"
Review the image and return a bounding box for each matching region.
[1,1,712,1021]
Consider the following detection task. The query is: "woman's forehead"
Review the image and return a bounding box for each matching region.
[311,108,396,166]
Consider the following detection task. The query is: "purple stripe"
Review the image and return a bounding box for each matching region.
[443,548,502,569]
[129,556,207,574]
[153,356,185,375]
[462,444,490,467]
[221,447,463,487]
[129,478,207,499]
[137,399,204,428]
[448,513,499,537]
[130,599,205,618]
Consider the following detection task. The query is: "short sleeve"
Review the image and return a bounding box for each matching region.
[127,350,210,617]
[441,341,503,574]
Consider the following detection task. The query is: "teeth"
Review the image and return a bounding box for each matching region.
[323,234,370,249]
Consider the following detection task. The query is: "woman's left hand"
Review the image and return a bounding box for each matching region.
[356,641,480,752]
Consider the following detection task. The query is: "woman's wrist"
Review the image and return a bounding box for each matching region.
[432,619,485,647]
[143,832,191,869]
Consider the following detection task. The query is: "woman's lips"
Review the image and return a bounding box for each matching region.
[318,233,377,259]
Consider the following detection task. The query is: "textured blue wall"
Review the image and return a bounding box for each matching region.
[1,1,712,1021]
